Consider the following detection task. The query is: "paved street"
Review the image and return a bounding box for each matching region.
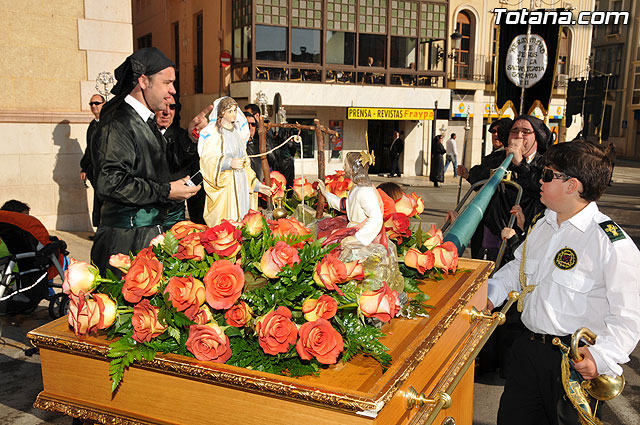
[1,161,639,424]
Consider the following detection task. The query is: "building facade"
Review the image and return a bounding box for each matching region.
[610,0,640,159]
[133,0,592,179]
[0,0,133,230]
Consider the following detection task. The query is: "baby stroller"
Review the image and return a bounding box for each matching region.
[0,211,69,319]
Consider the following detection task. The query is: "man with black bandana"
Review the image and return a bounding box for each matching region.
[90,47,211,273]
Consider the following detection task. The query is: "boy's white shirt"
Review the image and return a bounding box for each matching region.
[488,201,640,377]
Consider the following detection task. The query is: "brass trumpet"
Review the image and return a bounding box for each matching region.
[568,327,625,401]
[553,327,625,425]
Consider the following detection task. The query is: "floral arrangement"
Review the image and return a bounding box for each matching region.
[62,212,459,393]
[62,170,459,394]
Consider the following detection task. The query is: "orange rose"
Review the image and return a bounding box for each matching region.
[432,241,459,274]
[296,318,344,364]
[260,241,301,279]
[293,177,316,200]
[131,299,166,343]
[326,178,352,198]
[384,213,411,243]
[200,220,242,258]
[377,188,397,219]
[313,254,363,295]
[203,259,245,310]
[256,306,298,355]
[325,170,347,185]
[269,170,287,198]
[411,192,425,215]
[108,253,131,273]
[358,284,401,323]
[395,193,418,217]
[174,232,206,261]
[242,209,265,237]
[121,247,163,303]
[224,301,253,327]
[165,276,206,319]
[193,305,214,325]
[62,259,99,297]
[404,248,435,275]
[149,233,165,247]
[270,217,311,248]
[93,293,117,330]
[423,224,444,250]
[67,293,100,335]
[302,294,338,322]
[170,220,208,240]
[186,323,232,363]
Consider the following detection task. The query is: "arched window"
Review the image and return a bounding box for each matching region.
[454,11,471,80]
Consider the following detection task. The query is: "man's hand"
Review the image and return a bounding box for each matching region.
[501,227,516,240]
[486,299,494,311]
[188,104,214,142]
[445,210,459,223]
[169,177,201,200]
[573,347,599,380]
[230,158,245,169]
[457,164,469,180]
[80,172,87,181]
[510,204,525,230]
[507,137,524,165]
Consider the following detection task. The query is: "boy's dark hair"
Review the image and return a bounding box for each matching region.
[244,103,260,116]
[377,182,403,201]
[542,141,611,202]
[1,199,30,213]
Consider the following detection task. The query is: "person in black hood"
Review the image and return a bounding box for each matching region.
[90,47,211,274]
[472,115,550,377]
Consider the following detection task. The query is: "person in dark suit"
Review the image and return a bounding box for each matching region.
[89,47,205,273]
[429,135,446,187]
[388,130,404,177]
[80,94,105,228]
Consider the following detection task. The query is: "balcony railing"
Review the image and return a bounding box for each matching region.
[449,54,491,84]
[231,62,446,88]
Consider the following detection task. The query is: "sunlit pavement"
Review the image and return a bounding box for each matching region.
[1,160,639,424]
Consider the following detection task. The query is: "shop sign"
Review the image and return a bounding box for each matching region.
[347,107,433,120]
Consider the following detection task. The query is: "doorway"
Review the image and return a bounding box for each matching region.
[367,120,399,175]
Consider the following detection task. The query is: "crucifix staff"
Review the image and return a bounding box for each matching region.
[257,119,338,218]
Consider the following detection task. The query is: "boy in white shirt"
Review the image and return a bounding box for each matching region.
[487,141,640,425]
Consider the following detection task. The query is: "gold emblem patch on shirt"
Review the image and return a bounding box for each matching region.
[554,248,577,270]
[599,220,626,242]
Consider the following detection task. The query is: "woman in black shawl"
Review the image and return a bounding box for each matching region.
[429,135,446,187]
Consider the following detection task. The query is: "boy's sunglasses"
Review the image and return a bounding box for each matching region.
[89,101,104,106]
[168,104,177,110]
[541,168,571,183]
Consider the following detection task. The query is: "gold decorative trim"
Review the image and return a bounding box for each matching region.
[34,393,152,425]
[408,319,494,424]
[28,332,110,358]
[28,261,494,415]
[0,109,93,124]
[360,261,493,410]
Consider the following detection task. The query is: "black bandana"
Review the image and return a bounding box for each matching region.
[111,47,175,96]
[98,48,175,126]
